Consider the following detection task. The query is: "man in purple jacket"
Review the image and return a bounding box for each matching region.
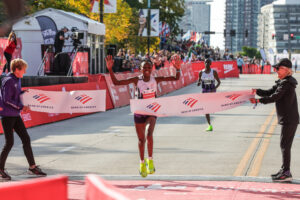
[0,59,46,180]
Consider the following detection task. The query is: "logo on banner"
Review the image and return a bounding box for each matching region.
[224,64,233,74]
[146,102,161,112]
[33,94,51,103]
[226,94,241,101]
[183,98,198,108]
[75,94,93,104]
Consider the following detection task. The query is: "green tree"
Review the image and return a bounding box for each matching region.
[25,0,81,14]
[241,46,260,59]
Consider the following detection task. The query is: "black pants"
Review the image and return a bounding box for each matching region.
[3,52,12,73]
[54,45,63,56]
[280,123,298,171]
[0,116,35,170]
[238,66,242,74]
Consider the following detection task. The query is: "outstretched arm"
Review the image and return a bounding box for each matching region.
[155,54,181,83]
[106,55,138,85]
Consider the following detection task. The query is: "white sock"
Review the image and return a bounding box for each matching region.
[148,157,153,160]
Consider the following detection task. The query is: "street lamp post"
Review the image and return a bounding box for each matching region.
[100,0,104,23]
[147,0,151,55]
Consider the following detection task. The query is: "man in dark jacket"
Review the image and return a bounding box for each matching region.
[250,58,299,182]
[0,59,46,180]
[54,27,68,55]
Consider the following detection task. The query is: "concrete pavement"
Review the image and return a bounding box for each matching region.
[1,73,300,182]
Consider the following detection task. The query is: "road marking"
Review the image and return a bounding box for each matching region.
[59,146,75,152]
[248,117,278,176]
[233,108,276,176]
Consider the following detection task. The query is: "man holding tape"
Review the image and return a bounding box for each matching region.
[250,58,299,182]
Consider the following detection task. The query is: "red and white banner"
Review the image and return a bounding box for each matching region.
[104,0,117,13]
[23,89,106,113]
[91,0,99,13]
[130,90,254,117]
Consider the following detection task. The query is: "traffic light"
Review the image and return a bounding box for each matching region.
[291,33,294,40]
[230,29,236,37]
[272,33,275,39]
[224,29,226,37]
[245,29,248,38]
[204,31,215,34]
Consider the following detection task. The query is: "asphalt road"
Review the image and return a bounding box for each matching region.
[2,73,300,182]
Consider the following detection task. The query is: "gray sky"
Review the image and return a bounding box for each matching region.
[209,0,225,49]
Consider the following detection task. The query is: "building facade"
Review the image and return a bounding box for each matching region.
[225,0,276,53]
[258,0,300,55]
[180,0,212,45]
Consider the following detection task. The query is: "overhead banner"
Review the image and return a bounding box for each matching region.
[36,16,57,44]
[91,0,99,13]
[150,9,159,36]
[104,0,117,13]
[22,89,106,113]
[130,90,254,117]
[138,9,148,37]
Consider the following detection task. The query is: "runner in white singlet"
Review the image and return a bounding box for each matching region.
[197,58,221,132]
[106,55,181,178]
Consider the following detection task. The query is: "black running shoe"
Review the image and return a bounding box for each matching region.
[272,170,292,182]
[271,169,283,178]
[0,169,11,180]
[28,166,47,176]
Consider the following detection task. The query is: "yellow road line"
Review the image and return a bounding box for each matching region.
[233,108,276,176]
[248,117,278,176]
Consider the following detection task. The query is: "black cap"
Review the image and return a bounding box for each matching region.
[272,58,292,69]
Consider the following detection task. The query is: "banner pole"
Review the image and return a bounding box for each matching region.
[147,0,151,55]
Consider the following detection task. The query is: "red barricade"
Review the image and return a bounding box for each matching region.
[210,62,226,79]
[43,52,54,74]
[0,175,68,200]
[73,52,89,75]
[104,74,132,108]
[161,67,176,94]
[242,64,271,74]
[191,61,205,78]
[86,175,130,200]
[220,61,239,78]
[263,65,271,74]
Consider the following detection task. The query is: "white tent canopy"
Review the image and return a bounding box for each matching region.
[13,8,105,75]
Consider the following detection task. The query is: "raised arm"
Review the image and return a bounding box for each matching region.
[106,55,138,86]
[155,54,181,84]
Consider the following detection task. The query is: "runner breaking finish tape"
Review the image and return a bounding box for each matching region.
[106,54,181,178]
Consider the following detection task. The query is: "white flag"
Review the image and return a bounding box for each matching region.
[91,0,99,13]
[104,0,117,13]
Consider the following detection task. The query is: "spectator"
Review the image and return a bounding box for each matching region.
[3,31,17,74]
